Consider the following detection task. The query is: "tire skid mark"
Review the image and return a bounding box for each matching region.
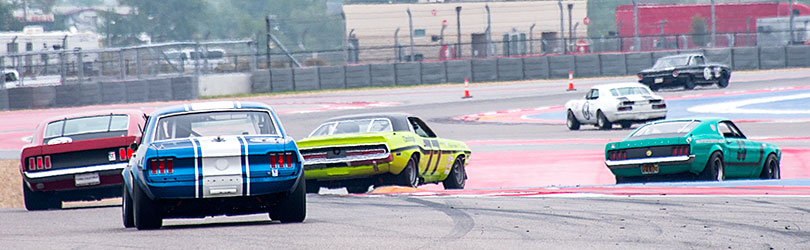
[403,197,474,241]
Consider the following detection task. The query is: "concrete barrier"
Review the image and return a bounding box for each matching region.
[148,78,173,102]
[472,59,497,82]
[318,66,346,89]
[420,62,446,84]
[294,68,320,91]
[101,81,127,104]
[497,58,524,81]
[199,73,252,97]
[574,54,600,77]
[32,86,55,109]
[270,68,294,92]
[250,71,271,93]
[548,55,575,79]
[759,47,786,69]
[732,47,759,70]
[7,87,33,110]
[523,56,549,79]
[395,63,422,85]
[171,77,197,100]
[80,82,102,106]
[345,65,371,88]
[445,60,472,83]
[625,52,653,74]
[703,48,732,66]
[370,64,395,87]
[0,89,7,110]
[786,45,810,68]
[599,53,627,76]
[125,80,149,103]
[54,84,81,107]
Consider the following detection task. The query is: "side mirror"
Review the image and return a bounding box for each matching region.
[129,142,139,151]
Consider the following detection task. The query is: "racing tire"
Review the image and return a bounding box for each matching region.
[596,111,612,130]
[23,182,61,211]
[615,176,628,184]
[649,84,659,92]
[566,110,580,130]
[716,75,729,88]
[271,174,306,223]
[759,154,781,179]
[122,184,135,228]
[699,152,725,181]
[442,157,466,189]
[395,156,419,188]
[133,181,163,230]
[346,185,370,194]
[305,182,320,194]
[684,76,696,90]
[620,121,632,129]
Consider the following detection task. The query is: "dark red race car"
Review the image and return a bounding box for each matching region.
[20,110,146,211]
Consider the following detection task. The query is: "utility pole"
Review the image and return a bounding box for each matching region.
[407,8,415,61]
[485,4,491,57]
[394,28,400,62]
[568,3,574,54]
[746,16,752,46]
[633,0,640,51]
[558,0,566,54]
[265,16,272,91]
[529,23,535,54]
[456,6,462,58]
[711,0,716,47]
[790,0,795,44]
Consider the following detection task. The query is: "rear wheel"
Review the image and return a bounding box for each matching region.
[305,182,320,194]
[395,156,419,188]
[442,157,466,189]
[597,111,612,130]
[271,174,306,223]
[133,182,162,230]
[760,154,780,179]
[716,74,729,88]
[684,76,696,90]
[699,152,725,181]
[566,110,580,130]
[23,182,61,211]
[620,121,632,129]
[346,185,370,194]
[122,184,134,228]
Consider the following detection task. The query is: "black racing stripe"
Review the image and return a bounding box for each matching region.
[391,145,421,153]
[240,137,248,196]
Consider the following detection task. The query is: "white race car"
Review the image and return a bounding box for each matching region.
[565,82,667,130]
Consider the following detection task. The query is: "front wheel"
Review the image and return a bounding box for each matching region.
[395,156,419,188]
[597,111,612,130]
[271,174,306,223]
[442,157,466,189]
[716,75,729,88]
[133,182,162,230]
[760,154,780,179]
[699,152,725,181]
[566,110,580,130]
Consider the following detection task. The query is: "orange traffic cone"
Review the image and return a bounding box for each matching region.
[462,78,473,99]
[566,71,576,91]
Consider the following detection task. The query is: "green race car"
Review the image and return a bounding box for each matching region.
[605,118,781,183]
[298,113,471,193]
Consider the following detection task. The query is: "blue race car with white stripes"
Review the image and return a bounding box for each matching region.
[122,101,305,230]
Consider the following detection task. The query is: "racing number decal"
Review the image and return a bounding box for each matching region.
[735,140,747,161]
[581,101,591,120]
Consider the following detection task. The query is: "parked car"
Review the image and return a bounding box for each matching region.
[638,53,731,91]
[605,118,781,184]
[565,82,667,130]
[122,101,305,230]
[297,113,470,194]
[20,110,146,211]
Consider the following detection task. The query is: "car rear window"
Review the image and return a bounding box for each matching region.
[43,115,130,143]
[629,120,700,139]
[309,118,393,137]
[610,87,651,96]
[154,111,276,141]
[653,56,688,68]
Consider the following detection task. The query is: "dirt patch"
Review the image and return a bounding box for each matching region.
[0,159,23,208]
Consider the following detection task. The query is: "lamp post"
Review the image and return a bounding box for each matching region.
[558,0,566,54]
[407,8,414,61]
[485,4,491,57]
[568,3,574,54]
[456,6,462,58]
[633,0,640,51]
[529,23,535,54]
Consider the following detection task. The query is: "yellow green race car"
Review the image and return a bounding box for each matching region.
[297,113,470,193]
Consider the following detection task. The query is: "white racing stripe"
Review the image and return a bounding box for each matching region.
[198,136,244,198]
[238,136,251,196]
[190,138,200,198]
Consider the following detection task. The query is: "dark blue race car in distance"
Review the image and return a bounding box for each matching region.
[122,101,305,230]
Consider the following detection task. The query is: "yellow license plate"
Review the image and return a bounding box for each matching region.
[641,164,659,174]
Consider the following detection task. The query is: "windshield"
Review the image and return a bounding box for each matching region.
[309,118,393,137]
[653,56,689,68]
[629,120,700,139]
[43,115,130,143]
[610,87,651,96]
[154,111,276,141]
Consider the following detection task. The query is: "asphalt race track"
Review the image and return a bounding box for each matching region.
[1,69,809,249]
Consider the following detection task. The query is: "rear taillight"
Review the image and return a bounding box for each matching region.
[285,153,293,168]
[269,152,296,168]
[671,145,689,156]
[44,156,51,169]
[149,158,174,174]
[652,104,667,109]
[608,150,627,161]
[618,106,633,111]
[127,148,134,159]
[270,154,277,168]
[119,148,127,161]
[37,156,43,170]
[28,157,35,171]
[637,73,643,79]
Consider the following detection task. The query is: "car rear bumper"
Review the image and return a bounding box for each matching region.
[305,162,393,180]
[143,174,299,200]
[23,166,125,192]
[609,110,667,122]
[605,155,695,169]
[23,162,127,179]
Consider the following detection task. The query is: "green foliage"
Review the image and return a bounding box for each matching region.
[118,0,208,42]
[0,1,23,31]
[690,14,707,47]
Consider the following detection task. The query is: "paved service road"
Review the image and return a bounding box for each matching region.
[1,195,808,249]
[0,69,808,248]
